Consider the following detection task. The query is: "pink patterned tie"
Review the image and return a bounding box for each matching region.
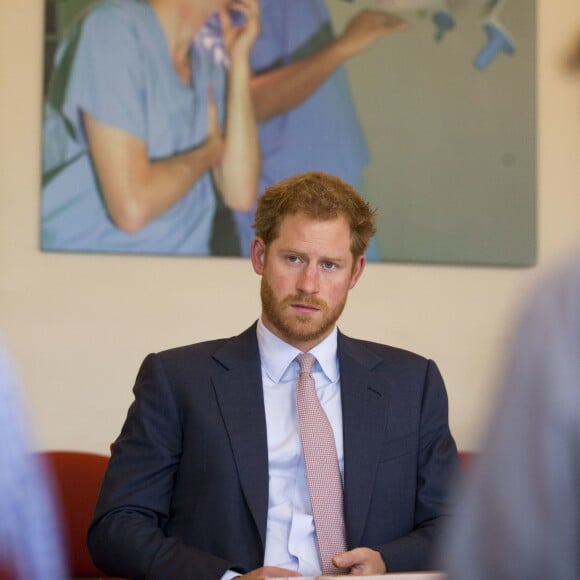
[296,353,348,576]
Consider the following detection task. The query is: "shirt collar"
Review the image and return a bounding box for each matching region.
[256,318,339,384]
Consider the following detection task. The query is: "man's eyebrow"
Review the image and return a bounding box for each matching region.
[277,247,304,256]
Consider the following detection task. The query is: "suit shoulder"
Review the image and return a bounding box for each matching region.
[151,337,229,363]
[145,324,258,369]
[340,334,431,366]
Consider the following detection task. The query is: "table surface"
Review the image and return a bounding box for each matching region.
[73,572,447,580]
[268,573,446,580]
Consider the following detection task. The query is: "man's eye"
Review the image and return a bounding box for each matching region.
[288,255,300,263]
[322,261,336,270]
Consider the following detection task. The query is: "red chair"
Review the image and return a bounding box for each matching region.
[41,450,113,578]
[458,450,477,472]
[0,564,14,580]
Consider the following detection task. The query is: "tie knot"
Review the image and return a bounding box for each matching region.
[296,352,316,375]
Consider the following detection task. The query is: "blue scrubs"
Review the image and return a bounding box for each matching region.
[41,0,227,255]
[234,0,371,256]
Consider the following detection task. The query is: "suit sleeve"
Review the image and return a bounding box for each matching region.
[87,353,235,580]
[375,360,460,571]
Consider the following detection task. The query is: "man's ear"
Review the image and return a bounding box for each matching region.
[250,237,266,275]
[348,254,366,290]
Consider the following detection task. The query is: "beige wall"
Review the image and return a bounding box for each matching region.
[1,0,580,454]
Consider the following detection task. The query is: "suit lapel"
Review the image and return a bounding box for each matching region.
[338,333,389,548]
[209,327,390,551]
[211,324,269,550]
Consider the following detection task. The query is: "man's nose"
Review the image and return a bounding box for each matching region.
[297,264,319,294]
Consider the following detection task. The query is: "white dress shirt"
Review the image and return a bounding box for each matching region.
[222,319,344,579]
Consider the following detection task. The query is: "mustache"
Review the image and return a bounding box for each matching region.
[283,295,327,310]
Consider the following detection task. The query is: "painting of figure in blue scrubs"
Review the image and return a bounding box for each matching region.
[42,0,536,266]
[232,0,406,261]
[41,0,260,256]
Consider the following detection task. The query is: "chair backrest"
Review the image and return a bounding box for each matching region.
[41,450,110,578]
[0,564,14,580]
[458,450,477,472]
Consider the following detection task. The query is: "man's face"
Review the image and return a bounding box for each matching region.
[251,212,365,351]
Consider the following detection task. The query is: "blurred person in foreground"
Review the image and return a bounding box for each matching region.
[88,172,459,579]
[0,344,66,579]
[444,249,580,580]
[443,35,580,580]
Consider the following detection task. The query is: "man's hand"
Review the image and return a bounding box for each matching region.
[335,10,406,59]
[333,547,387,575]
[237,566,301,579]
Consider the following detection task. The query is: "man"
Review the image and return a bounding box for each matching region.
[88,172,459,579]
[231,0,406,257]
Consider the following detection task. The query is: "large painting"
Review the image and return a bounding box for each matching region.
[41,0,536,265]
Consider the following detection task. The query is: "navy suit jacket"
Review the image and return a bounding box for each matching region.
[88,324,459,579]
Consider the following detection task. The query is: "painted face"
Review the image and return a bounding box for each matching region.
[193,0,230,18]
[210,0,233,11]
[251,213,365,351]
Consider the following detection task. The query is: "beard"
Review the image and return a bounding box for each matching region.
[260,276,348,347]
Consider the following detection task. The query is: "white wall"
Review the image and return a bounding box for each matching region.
[1,0,580,454]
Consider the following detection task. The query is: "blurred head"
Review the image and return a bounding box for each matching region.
[253,171,377,259]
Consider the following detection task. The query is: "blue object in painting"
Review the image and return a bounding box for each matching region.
[474,21,515,70]
[432,11,455,42]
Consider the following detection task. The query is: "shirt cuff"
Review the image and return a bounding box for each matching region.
[220,570,242,580]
